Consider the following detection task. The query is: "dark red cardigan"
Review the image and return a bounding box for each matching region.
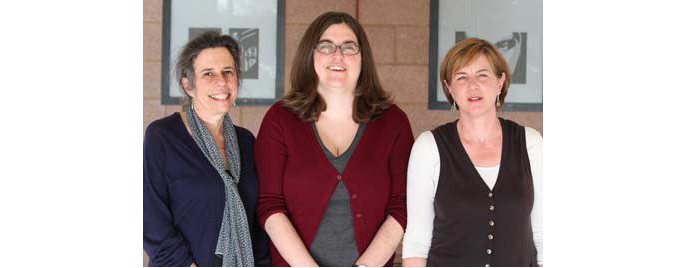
[255,102,414,266]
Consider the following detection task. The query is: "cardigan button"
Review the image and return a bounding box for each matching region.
[488,192,493,197]
[351,194,358,199]
[487,249,492,255]
[488,234,494,240]
[489,205,494,211]
[489,220,495,226]
[485,264,490,267]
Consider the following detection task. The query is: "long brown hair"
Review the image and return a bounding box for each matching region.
[281,12,392,123]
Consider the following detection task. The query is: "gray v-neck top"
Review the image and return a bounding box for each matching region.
[308,123,366,266]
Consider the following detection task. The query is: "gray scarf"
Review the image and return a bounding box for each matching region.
[186,104,255,267]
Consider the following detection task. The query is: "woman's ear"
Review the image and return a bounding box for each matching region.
[443,79,452,95]
[182,77,194,97]
[498,72,506,91]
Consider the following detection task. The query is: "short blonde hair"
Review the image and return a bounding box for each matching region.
[440,38,511,109]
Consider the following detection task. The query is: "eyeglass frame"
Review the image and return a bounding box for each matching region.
[315,41,361,55]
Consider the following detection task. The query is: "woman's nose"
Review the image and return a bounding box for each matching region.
[214,74,226,86]
[331,48,345,59]
[466,79,479,90]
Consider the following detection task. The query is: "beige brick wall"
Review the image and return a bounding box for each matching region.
[143,0,542,266]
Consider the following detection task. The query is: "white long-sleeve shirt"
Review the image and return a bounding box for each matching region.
[402,127,543,265]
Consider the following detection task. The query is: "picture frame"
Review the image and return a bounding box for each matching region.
[428,0,542,111]
[161,0,285,105]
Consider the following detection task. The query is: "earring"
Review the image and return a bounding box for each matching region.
[451,101,456,112]
[496,92,501,107]
[233,100,237,107]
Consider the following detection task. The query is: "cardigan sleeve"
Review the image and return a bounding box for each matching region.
[143,124,194,267]
[384,108,414,230]
[255,105,291,227]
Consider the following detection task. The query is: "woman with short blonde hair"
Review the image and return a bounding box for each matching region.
[402,38,543,267]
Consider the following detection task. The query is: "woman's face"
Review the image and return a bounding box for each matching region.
[446,54,505,116]
[313,23,362,93]
[183,47,238,118]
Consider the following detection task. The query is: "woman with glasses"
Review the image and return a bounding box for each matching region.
[255,12,413,267]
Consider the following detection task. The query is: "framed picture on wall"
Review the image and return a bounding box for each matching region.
[161,0,285,105]
[428,0,542,111]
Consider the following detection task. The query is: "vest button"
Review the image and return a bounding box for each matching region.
[485,264,490,267]
[487,249,492,255]
[489,220,495,226]
[356,213,363,218]
[351,194,358,199]
[489,205,494,211]
[488,234,494,240]
[336,175,342,180]
[488,192,493,197]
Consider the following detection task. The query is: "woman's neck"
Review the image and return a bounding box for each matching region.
[318,87,354,120]
[457,110,501,144]
[193,105,225,137]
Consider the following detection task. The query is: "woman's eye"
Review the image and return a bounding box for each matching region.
[456,76,466,80]
[318,43,334,53]
[203,72,212,76]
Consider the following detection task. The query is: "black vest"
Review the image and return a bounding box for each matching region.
[426,118,537,267]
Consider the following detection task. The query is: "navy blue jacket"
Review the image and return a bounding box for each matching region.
[144,113,270,266]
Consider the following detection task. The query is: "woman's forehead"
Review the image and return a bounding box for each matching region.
[320,23,358,43]
[453,54,494,74]
[194,47,234,68]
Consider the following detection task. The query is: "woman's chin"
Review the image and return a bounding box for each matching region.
[461,105,495,117]
[319,81,357,92]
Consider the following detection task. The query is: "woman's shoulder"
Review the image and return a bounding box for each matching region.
[145,112,184,140]
[375,103,409,125]
[431,120,458,135]
[495,117,542,148]
[414,131,437,149]
[369,104,415,136]
[384,103,406,117]
[524,126,543,150]
[410,131,440,169]
[234,125,255,143]
[263,101,303,123]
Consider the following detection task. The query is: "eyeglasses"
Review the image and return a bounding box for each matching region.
[315,41,361,55]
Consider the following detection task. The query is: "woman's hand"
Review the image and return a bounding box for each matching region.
[354,216,404,266]
[265,213,319,266]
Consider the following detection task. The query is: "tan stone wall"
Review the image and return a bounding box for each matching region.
[143,0,542,266]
